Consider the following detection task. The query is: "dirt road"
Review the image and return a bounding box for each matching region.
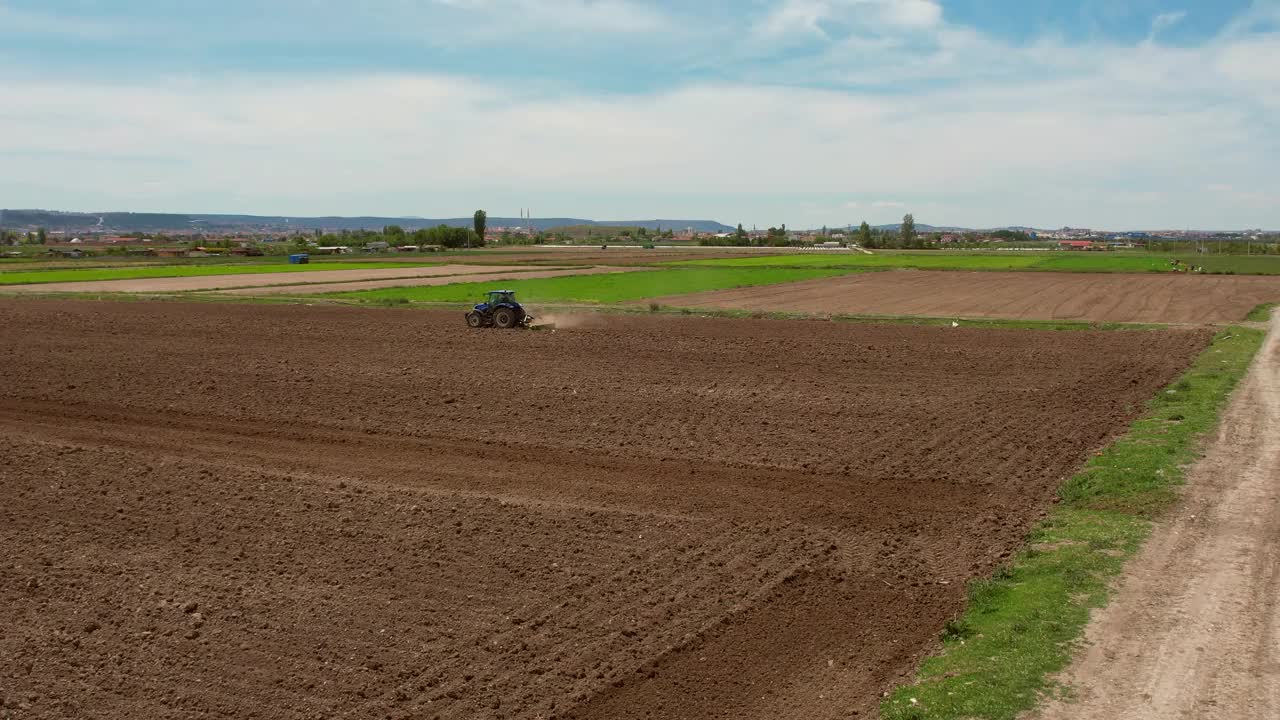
[649,271,1280,324]
[1038,314,1280,720]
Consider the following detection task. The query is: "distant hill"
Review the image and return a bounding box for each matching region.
[0,210,189,232]
[597,219,733,233]
[870,223,972,233]
[0,209,732,234]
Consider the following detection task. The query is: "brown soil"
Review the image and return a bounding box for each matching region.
[649,270,1280,324]
[0,300,1210,719]
[1036,314,1280,720]
[0,264,574,294]
[209,267,646,296]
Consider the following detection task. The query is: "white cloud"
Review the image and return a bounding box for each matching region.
[3,32,1274,229]
[1223,0,1280,36]
[755,0,832,38]
[1,1,1277,228]
[516,0,671,33]
[5,0,680,48]
[754,0,942,39]
[880,0,942,29]
[423,0,673,34]
[1151,10,1188,35]
[1214,34,1280,103]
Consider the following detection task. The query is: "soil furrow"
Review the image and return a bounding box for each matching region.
[0,300,1210,719]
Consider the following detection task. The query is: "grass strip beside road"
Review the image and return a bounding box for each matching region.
[0,261,434,285]
[881,325,1266,720]
[323,267,859,305]
[1247,302,1276,321]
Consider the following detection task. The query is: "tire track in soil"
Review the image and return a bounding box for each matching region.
[0,300,1211,719]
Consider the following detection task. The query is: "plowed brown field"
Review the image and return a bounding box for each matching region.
[0,300,1210,719]
[649,270,1280,324]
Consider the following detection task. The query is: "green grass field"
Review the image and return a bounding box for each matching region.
[9,250,1280,289]
[0,261,434,286]
[1039,254,1280,274]
[325,267,857,305]
[673,252,1280,275]
[882,326,1265,720]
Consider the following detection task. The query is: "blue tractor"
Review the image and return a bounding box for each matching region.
[465,289,534,329]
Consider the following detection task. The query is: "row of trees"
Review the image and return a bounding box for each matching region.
[615,226,673,239]
[1,227,47,245]
[859,215,923,249]
[290,224,483,251]
[699,223,798,247]
[379,224,481,248]
[698,215,1036,250]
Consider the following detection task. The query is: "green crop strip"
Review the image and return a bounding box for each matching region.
[322,267,859,304]
[881,326,1265,720]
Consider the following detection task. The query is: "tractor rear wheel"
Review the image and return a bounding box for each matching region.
[492,308,517,329]
[465,312,484,328]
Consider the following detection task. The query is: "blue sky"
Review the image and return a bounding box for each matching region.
[1,0,1277,229]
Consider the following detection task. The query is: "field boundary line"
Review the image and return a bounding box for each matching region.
[881,324,1267,720]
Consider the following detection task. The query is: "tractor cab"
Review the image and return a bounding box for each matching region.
[484,290,518,307]
[465,289,532,329]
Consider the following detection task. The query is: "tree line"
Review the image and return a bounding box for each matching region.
[1,227,48,245]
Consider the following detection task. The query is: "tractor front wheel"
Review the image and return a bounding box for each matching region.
[492,308,517,329]
[465,312,484,328]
